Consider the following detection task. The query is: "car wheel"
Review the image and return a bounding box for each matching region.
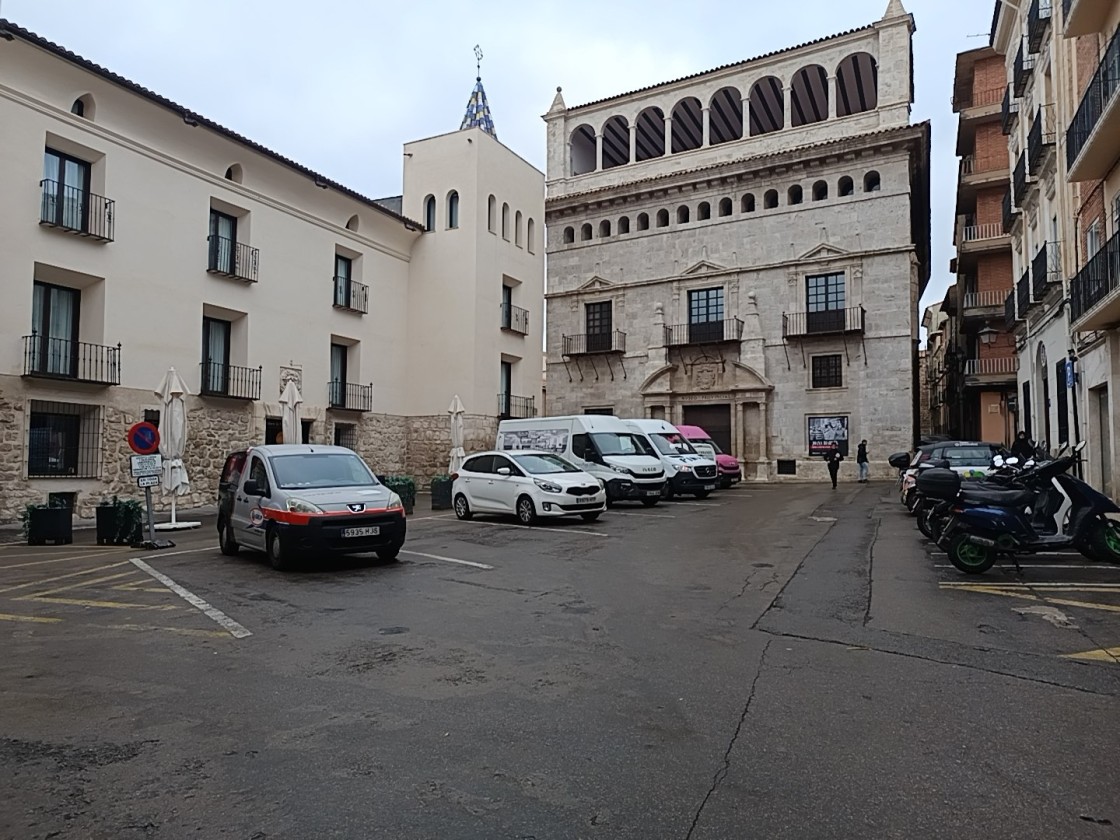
[218,518,240,556]
[267,528,293,572]
[947,533,996,575]
[640,498,660,508]
[693,490,711,500]
[661,483,674,500]
[376,545,402,563]
[516,495,537,525]
[580,512,602,522]
[916,504,937,540]
[454,493,473,521]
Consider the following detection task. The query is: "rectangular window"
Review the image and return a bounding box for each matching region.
[27,400,101,478]
[208,210,238,274]
[806,272,846,333]
[334,422,358,449]
[585,301,613,352]
[501,285,514,329]
[688,288,724,343]
[334,254,352,307]
[1054,360,1069,445]
[330,343,348,406]
[1086,219,1102,258]
[811,354,844,389]
[30,281,80,377]
[202,316,232,395]
[499,360,512,416]
[42,148,91,232]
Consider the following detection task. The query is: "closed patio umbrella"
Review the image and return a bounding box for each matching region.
[281,379,303,446]
[155,366,190,526]
[448,394,466,475]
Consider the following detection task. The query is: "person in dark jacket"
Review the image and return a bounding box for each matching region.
[825,443,844,489]
[1010,431,1034,460]
[856,439,869,483]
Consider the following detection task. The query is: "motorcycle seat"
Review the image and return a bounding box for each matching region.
[959,488,1034,507]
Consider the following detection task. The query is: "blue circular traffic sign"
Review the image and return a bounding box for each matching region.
[128,422,161,455]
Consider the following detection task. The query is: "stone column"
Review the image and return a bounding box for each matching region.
[664,117,673,156]
[629,122,637,163]
[783,85,793,130]
[742,96,751,138]
[701,107,710,147]
[595,132,603,172]
[828,75,838,120]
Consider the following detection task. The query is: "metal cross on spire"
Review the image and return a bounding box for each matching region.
[474,44,483,80]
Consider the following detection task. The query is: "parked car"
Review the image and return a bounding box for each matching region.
[675,424,742,488]
[622,419,719,499]
[452,450,607,524]
[898,441,1006,508]
[217,444,407,570]
[497,415,665,506]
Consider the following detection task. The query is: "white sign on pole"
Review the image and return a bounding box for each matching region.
[130,453,163,477]
[137,474,161,488]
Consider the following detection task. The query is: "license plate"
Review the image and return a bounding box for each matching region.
[704,485,716,491]
[576,497,595,505]
[645,490,660,497]
[342,526,379,538]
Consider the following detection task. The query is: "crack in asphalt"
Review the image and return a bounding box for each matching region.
[863,514,881,627]
[682,638,773,840]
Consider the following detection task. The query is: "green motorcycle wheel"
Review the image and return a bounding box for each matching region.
[1086,520,1120,563]
[947,533,997,575]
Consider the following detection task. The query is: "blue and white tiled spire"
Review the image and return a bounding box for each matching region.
[460,45,496,138]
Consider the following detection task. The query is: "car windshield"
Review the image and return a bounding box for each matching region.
[590,432,655,457]
[651,433,697,456]
[944,446,999,467]
[694,437,723,455]
[269,453,379,489]
[511,453,580,474]
[692,442,717,459]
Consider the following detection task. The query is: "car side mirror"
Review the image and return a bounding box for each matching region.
[243,479,265,497]
[496,467,512,477]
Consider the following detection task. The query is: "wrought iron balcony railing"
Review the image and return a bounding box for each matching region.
[953,86,1004,110]
[1027,105,1056,173]
[1013,152,1029,201]
[1066,26,1120,177]
[963,290,1009,310]
[1001,86,1019,135]
[199,361,261,400]
[1070,227,1120,325]
[562,331,626,355]
[39,180,114,242]
[1013,40,1035,97]
[22,335,121,385]
[960,155,975,177]
[207,235,259,283]
[665,317,745,346]
[1027,0,1052,53]
[1002,186,1019,234]
[328,381,373,411]
[964,356,1019,376]
[498,394,536,419]
[1017,269,1032,317]
[1031,241,1062,302]
[333,276,369,313]
[501,303,530,335]
[782,307,865,338]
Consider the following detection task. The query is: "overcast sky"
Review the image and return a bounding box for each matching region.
[4,0,994,316]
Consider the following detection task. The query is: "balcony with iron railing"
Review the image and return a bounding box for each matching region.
[21,335,121,385]
[782,307,865,338]
[333,276,369,314]
[1027,0,1052,52]
[1063,0,1114,39]
[501,303,530,335]
[1004,289,1021,329]
[199,361,261,400]
[207,235,259,283]
[1013,40,1035,97]
[959,220,1008,251]
[498,394,536,420]
[1001,86,1020,135]
[964,356,1020,377]
[1002,186,1020,234]
[665,317,745,346]
[1017,269,1032,319]
[1013,152,1030,201]
[960,155,974,177]
[953,86,1005,113]
[1070,227,1120,330]
[1066,26,1120,181]
[963,289,1010,313]
[1027,105,1056,173]
[39,180,114,242]
[562,330,626,355]
[328,381,373,412]
[1031,241,1062,302]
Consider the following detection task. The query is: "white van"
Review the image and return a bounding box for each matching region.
[622,419,719,499]
[497,415,666,506]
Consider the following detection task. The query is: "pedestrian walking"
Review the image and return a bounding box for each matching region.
[856,439,870,483]
[825,442,844,489]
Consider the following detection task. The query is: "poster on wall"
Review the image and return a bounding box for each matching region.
[498,427,569,453]
[807,415,849,457]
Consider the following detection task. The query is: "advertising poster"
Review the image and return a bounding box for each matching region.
[497,427,569,454]
[807,415,849,457]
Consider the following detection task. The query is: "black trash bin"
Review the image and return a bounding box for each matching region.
[430,477,453,511]
[28,507,73,546]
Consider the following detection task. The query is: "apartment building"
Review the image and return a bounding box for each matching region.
[542,0,931,481]
[0,20,544,521]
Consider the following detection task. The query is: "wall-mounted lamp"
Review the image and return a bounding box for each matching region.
[977,325,998,345]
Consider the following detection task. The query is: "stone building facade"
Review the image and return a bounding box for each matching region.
[542,0,930,480]
[0,19,541,522]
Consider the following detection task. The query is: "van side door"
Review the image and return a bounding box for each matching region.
[232,454,271,550]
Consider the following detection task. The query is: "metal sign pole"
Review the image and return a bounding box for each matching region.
[144,485,156,543]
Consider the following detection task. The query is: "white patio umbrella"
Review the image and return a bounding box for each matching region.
[281,379,303,446]
[155,366,191,526]
[448,394,466,475]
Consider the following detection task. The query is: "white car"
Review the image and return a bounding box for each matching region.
[452,450,607,525]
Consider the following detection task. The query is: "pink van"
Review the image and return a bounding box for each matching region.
[675,425,742,487]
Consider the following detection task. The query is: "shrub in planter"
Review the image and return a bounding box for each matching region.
[378,475,416,515]
[430,475,453,511]
[22,501,72,546]
[96,496,144,545]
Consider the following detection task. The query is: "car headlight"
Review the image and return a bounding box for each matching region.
[608,464,629,474]
[287,498,323,514]
[386,493,404,512]
[676,464,693,474]
[534,479,563,494]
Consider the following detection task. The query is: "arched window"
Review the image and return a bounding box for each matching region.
[791,65,829,127]
[671,97,703,154]
[70,94,94,119]
[697,202,711,221]
[571,124,596,175]
[718,198,733,217]
[788,185,803,205]
[501,202,510,239]
[749,76,783,136]
[635,107,666,161]
[346,214,360,232]
[447,190,460,229]
[836,53,879,117]
[619,216,631,234]
[742,193,756,213]
[637,212,650,231]
[602,116,630,169]
[563,226,575,244]
[838,176,854,197]
[599,219,612,238]
[424,194,436,231]
[677,205,690,224]
[812,181,828,201]
[580,223,593,241]
[656,209,669,228]
[527,218,536,253]
[515,210,523,246]
[488,195,497,232]
[764,190,779,209]
[863,170,881,192]
[224,164,244,184]
[709,87,744,145]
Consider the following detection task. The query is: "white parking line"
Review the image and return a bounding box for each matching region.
[408,513,456,522]
[608,511,677,519]
[129,558,252,639]
[400,550,493,570]
[940,581,1120,588]
[665,501,721,508]
[935,563,1111,570]
[452,519,611,538]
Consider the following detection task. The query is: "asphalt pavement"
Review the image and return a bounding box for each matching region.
[1,483,1117,839]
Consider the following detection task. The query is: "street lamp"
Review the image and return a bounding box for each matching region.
[977,324,998,345]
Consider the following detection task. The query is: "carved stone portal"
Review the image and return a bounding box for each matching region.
[693,363,720,391]
[279,365,303,397]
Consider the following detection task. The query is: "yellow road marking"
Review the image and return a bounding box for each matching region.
[1063,646,1120,663]
[0,612,62,624]
[0,560,133,594]
[25,596,179,611]
[105,623,230,639]
[15,571,140,599]
[943,585,1120,613]
[0,550,121,568]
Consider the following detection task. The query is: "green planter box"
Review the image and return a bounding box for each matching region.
[430,477,453,510]
[378,476,416,515]
[27,507,72,546]
[96,501,144,545]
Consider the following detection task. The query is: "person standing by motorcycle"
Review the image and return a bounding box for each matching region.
[1010,431,1034,460]
[856,439,870,483]
[825,442,844,489]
